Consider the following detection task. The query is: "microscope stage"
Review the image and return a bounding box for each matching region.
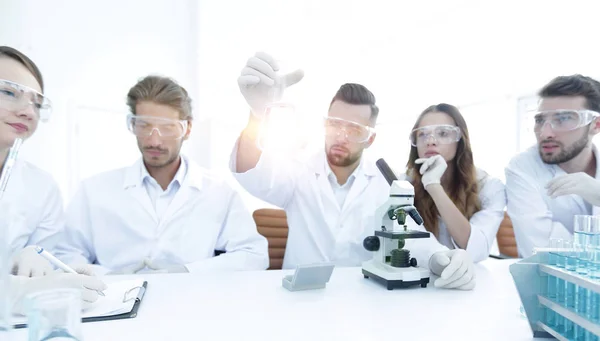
[375,230,430,239]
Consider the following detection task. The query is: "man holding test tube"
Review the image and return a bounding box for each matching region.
[230,52,476,290]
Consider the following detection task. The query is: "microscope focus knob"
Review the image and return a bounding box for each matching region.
[410,258,418,267]
[363,236,380,251]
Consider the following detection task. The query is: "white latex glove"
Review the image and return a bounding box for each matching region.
[106,260,147,275]
[546,172,600,206]
[10,271,107,315]
[65,263,98,276]
[11,245,54,277]
[143,258,189,274]
[428,249,475,290]
[415,155,447,189]
[237,51,304,117]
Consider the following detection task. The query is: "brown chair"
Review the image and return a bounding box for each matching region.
[253,208,289,270]
[496,212,518,258]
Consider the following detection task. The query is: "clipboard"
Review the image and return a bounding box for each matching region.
[13,280,148,329]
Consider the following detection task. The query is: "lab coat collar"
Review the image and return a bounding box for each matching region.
[123,154,203,190]
[139,155,187,188]
[324,160,360,186]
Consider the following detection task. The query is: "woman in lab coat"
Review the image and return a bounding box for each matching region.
[403,103,506,262]
[0,46,64,276]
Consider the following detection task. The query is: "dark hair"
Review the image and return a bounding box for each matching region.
[0,46,44,92]
[127,75,193,121]
[329,83,379,124]
[405,103,481,237]
[539,74,600,112]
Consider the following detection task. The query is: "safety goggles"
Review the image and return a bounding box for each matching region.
[531,109,600,133]
[0,79,52,122]
[410,124,461,147]
[126,114,188,140]
[324,117,375,143]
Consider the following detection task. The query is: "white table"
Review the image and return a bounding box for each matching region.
[11,259,552,341]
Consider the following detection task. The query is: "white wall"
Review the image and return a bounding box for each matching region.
[2,0,600,210]
[195,0,600,188]
[0,0,205,203]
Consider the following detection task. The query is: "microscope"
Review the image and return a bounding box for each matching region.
[361,159,431,290]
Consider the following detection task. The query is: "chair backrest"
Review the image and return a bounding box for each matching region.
[496,212,518,258]
[253,208,289,270]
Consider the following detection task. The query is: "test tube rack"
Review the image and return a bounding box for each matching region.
[510,251,600,340]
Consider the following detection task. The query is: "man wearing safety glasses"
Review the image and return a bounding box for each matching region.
[506,75,600,257]
[57,75,269,274]
[228,52,471,289]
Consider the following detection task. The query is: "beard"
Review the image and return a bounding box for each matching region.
[539,134,589,164]
[326,144,362,167]
[139,142,181,169]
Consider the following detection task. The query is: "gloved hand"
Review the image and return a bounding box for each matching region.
[11,245,54,277]
[238,51,304,117]
[143,258,189,274]
[429,249,475,290]
[106,260,147,275]
[546,172,600,206]
[10,271,107,315]
[414,155,447,190]
[64,263,98,276]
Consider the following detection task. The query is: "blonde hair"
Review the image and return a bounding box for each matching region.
[126,75,192,120]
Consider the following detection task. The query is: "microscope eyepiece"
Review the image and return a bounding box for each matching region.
[375,159,398,186]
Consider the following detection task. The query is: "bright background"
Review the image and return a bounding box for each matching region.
[2,0,599,219]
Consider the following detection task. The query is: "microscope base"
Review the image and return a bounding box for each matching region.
[361,261,430,290]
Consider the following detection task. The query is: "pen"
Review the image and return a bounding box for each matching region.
[34,246,105,296]
[0,138,23,202]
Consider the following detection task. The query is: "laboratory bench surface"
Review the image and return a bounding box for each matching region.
[11,259,553,341]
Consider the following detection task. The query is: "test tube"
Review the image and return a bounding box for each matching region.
[574,215,593,275]
[554,239,566,331]
[587,217,600,327]
[564,242,576,338]
[549,238,560,267]
[565,240,577,272]
[563,238,576,338]
[556,238,566,269]
[545,239,561,327]
[590,217,600,280]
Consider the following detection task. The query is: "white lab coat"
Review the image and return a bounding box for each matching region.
[2,159,64,257]
[230,144,448,269]
[399,169,506,262]
[505,144,600,258]
[56,155,269,274]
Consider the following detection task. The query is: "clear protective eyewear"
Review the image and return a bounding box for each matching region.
[410,124,461,147]
[324,117,375,143]
[0,79,52,122]
[126,114,188,140]
[531,109,600,133]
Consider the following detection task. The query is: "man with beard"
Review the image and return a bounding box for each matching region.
[506,74,600,257]
[230,52,476,290]
[56,75,268,274]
